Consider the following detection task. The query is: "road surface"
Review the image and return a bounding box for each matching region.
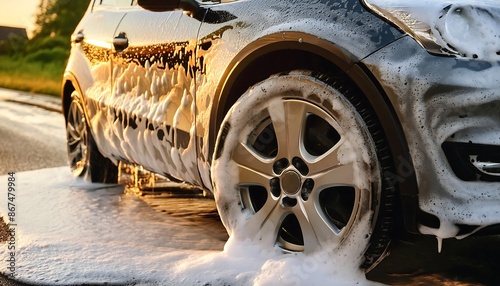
[0,88,66,175]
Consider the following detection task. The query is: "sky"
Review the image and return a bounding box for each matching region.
[0,0,40,37]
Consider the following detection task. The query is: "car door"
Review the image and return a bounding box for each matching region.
[75,0,133,159]
[74,0,130,91]
[108,4,204,185]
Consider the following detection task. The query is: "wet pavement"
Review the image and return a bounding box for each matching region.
[369,233,500,285]
[1,172,499,285]
[0,89,66,175]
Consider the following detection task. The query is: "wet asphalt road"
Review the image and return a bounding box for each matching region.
[1,89,500,285]
[0,88,67,176]
[0,123,67,176]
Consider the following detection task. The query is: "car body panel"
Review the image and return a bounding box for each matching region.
[66,1,205,185]
[65,4,127,102]
[363,35,500,238]
[97,8,203,184]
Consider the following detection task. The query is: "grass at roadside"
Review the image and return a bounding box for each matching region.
[0,55,65,97]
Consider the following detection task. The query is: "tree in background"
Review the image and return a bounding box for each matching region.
[0,0,91,96]
[32,0,90,42]
[26,0,90,61]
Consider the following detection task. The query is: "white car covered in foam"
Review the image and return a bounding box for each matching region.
[62,0,500,270]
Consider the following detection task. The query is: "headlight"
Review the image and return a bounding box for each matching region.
[362,0,500,61]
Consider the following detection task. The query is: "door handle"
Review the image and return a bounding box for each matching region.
[71,31,85,43]
[113,32,129,52]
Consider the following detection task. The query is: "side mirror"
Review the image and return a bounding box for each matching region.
[137,0,200,14]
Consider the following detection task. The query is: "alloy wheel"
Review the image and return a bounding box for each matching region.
[66,96,89,177]
[213,72,383,258]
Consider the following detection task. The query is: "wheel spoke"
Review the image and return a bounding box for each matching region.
[269,100,307,159]
[236,163,272,188]
[68,138,82,149]
[312,162,356,189]
[307,137,357,188]
[294,198,343,251]
[68,147,82,162]
[289,207,320,252]
[67,103,85,138]
[66,123,77,136]
[70,105,80,122]
[232,142,274,177]
[67,115,86,144]
[67,124,82,141]
[243,195,284,245]
[307,139,343,176]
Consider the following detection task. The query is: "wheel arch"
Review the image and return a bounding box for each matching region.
[211,33,354,152]
[61,70,119,183]
[62,72,82,122]
[210,32,419,233]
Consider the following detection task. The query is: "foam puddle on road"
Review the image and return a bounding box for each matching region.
[0,167,381,285]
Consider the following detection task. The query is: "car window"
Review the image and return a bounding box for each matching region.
[99,0,133,6]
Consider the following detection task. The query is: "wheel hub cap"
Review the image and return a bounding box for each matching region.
[281,170,301,196]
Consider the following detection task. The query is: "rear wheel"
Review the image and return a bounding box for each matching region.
[212,71,395,270]
[66,90,118,183]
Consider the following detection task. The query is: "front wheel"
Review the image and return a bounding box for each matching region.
[66,90,118,183]
[212,71,395,270]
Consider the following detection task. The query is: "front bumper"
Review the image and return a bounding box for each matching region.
[363,36,500,239]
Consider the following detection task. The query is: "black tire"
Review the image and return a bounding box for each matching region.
[66,90,118,183]
[212,70,395,270]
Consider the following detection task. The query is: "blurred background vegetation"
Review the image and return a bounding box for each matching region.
[0,0,90,96]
